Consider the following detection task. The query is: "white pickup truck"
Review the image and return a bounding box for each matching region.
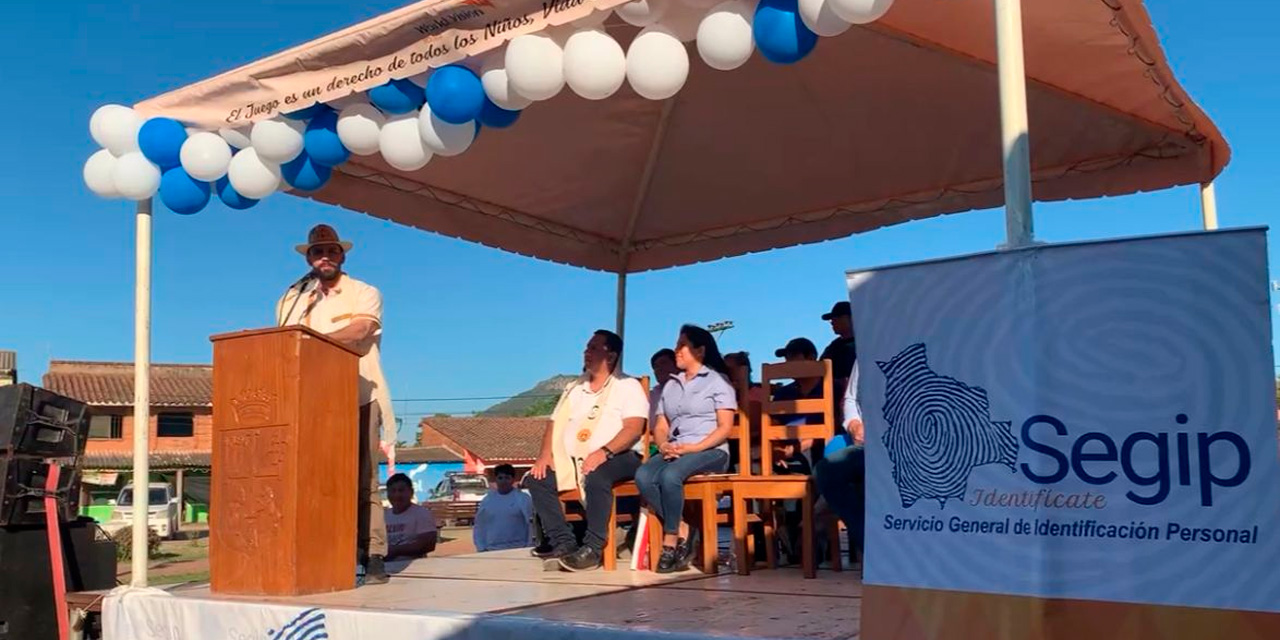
[102,482,181,539]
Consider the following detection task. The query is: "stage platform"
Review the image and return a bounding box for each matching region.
[96,549,861,639]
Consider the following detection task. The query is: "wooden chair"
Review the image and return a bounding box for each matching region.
[642,368,753,575]
[731,359,842,579]
[555,375,649,571]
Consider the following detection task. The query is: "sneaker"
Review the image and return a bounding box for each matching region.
[558,545,603,572]
[532,542,577,559]
[363,555,389,585]
[530,541,556,557]
[655,546,681,574]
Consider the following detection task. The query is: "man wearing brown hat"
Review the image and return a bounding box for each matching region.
[276,224,395,584]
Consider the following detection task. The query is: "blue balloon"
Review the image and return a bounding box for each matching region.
[215,177,258,210]
[753,0,818,65]
[138,118,188,170]
[478,98,520,129]
[283,103,332,120]
[369,78,425,114]
[159,167,210,215]
[304,109,350,167]
[281,152,332,191]
[425,65,485,125]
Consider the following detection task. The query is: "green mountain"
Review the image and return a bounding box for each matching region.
[480,374,577,417]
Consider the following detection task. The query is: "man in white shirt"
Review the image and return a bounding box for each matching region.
[383,473,438,560]
[474,464,534,552]
[276,224,396,584]
[523,330,649,572]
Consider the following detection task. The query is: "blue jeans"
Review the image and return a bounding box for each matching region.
[813,445,865,555]
[635,449,729,536]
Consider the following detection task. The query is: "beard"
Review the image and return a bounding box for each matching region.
[314,263,341,282]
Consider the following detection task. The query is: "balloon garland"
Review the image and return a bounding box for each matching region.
[83,0,895,214]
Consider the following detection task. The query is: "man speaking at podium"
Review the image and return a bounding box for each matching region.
[276,224,395,585]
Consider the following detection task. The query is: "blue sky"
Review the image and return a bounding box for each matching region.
[2,1,1277,441]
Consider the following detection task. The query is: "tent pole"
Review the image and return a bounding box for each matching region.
[995,0,1034,248]
[131,197,153,587]
[1199,182,1218,230]
[615,272,627,341]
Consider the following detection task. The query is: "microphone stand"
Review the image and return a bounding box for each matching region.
[278,273,315,326]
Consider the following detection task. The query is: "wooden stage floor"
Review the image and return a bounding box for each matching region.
[96,549,862,639]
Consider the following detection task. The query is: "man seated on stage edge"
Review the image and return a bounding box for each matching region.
[275,224,397,584]
[523,329,648,572]
[384,473,438,561]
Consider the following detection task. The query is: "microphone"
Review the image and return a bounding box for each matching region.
[278,271,316,326]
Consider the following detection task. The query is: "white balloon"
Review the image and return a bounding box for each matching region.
[379,113,433,171]
[218,126,253,150]
[616,0,670,27]
[563,29,628,100]
[505,34,565,101]
[661,0,707,42]
[337,103,386,156]
[799,0,853,36]
[830,0,893,24]
[626,26,690,100]
[111,151,161,200]
[697,1,755,70]
[179,132,233,182]
[226,148,282,200]
[91,104,142,156]
[83,149,120,198]
[418,106,475,157]
[250,117,305,164]
[481,57,534,111]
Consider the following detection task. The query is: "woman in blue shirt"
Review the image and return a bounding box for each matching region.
[635,324,738,573]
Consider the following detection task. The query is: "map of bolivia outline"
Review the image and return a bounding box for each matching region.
[879,343,1020,508]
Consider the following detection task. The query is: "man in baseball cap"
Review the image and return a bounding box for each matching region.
[819,301,856,390]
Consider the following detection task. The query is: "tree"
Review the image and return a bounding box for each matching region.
[520,395,559,417]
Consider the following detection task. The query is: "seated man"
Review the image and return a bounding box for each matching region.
[523,329,648,572]
[474,464,534,552]
[813,365,866,565]
[770,337,825,475]
[383,473,439,561]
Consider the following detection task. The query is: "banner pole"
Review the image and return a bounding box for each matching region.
[131,197,153,586]
[995,0,1034,248]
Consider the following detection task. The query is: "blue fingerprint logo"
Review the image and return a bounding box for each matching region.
[878,343,1018,508]
[268,608,328,640]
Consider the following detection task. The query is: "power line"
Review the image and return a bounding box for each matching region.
[392,394,559,403]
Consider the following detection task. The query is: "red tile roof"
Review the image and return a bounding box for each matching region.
[43,361,212,407]
[82,450,212,470]
[385,446,461,464]
[419,416,547,462]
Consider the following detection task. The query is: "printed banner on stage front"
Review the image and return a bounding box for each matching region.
[850,229,1280,613]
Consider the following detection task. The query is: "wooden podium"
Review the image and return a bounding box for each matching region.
[208,326,359,595]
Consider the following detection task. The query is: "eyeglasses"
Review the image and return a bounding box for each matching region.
[308,245,343,258]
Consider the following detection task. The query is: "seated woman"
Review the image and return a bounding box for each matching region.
[635,324,737,573]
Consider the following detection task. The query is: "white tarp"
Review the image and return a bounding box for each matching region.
[102,586,739,640]
[852,228,1280,613]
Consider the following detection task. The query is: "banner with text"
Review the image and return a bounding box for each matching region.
[851,229,1280,613]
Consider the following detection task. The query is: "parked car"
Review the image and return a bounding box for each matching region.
[428,473,490,503]
[105,483,180,539]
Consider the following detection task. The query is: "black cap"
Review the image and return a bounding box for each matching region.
[821,301,851,320]
[774,337,818,359]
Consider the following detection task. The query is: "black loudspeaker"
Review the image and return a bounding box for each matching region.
[0,457,82,526]
[0,384,90,459]
[0,519,117,640]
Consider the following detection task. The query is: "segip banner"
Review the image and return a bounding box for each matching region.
[849,229,1280,637]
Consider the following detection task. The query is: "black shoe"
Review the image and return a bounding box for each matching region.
[656,546,681,573]
[530,541,555,557]
[675,529,700,571]
[532,542,577,559]
[364,555,389,585]
[558,545,603,572]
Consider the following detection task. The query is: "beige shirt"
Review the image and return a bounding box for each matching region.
[275,273,396,442]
